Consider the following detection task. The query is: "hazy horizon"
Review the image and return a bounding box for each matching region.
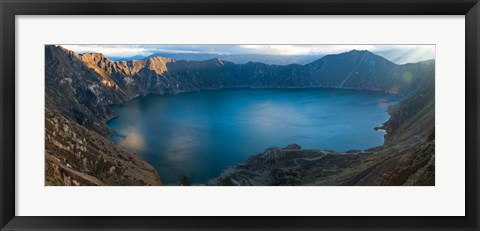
[59,44,435,65]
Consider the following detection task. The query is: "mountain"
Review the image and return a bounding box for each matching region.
[108,48,434,66]
[47,46,432,136]
[45,45,435,186]
[109,53,323,65]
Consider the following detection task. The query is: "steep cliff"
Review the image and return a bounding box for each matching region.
[45,108,162,186]
[45,46,163,185]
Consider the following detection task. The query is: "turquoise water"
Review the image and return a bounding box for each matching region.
[107,88,398,184]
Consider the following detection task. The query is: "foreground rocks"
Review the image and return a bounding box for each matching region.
[207,133,434,186]
[45,109,162,186]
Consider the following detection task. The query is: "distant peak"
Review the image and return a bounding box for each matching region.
[207,57,221,62]
[204,58,225,66]
[322,50,375,59]
[306,49,394,66]
[346,49,373,54]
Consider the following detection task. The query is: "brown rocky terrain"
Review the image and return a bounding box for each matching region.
[45,108,162,186]
[206,128,434,186]
[45,46,164,185]
[45,45,434,186]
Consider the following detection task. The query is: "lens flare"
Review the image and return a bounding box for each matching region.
[403,71,413,83]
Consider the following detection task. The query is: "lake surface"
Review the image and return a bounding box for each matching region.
[107,88,398,185]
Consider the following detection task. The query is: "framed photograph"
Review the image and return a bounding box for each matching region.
[1,0,479,230]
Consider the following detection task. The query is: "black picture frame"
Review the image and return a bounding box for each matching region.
[1,0,479,230]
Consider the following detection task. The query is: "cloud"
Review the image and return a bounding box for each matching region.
[238,45,379,55]
[373,45,435,64]
[60,45,153,57]
[59,44,435,64]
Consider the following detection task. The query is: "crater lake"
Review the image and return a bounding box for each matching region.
[106,88,399,185]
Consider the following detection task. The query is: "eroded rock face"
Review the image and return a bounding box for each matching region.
[207,130,434,186]
[45,109,162,186]
[45,45,435,186]
[206,145,355,186]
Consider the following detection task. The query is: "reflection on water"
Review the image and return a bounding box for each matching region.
[120,130,146,152]
[164,131,198,163]
[107,88,399,184]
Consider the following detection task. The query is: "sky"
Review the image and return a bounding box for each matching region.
[60,44,435,64]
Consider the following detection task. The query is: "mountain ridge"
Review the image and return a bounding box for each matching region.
[50,45,432,137]
[109,52,323,65]
[105,47,434,65]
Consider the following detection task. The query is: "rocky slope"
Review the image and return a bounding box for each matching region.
[45,46,165,185]
[45,108,162,186]
[45,45,435,186]
[206,131,434,186]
